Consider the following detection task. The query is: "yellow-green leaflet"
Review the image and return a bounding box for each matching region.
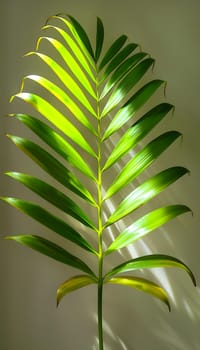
[42,24,95,81]
[24,52,96,117]
[104,254,196,286]
[22,75,96,135]
[6,235,96,273]
[57,275,97,306]
[14,92,96,157]
[106,205,191,254]
[105,276,170,311]
[106,167,189,226]
[13,114,96,180]
[36,36,96,98]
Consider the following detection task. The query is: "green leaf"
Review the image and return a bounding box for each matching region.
[5,14,195,321]
[99,35,127,71]
[57,275,97,306]
[13,114,95,180]
[105,167,189,226]
[105,276,170,311]
[101,52,147,99]
[8,135,96,205]
[106,205,191,254]
[21,75,96,135]
[68,15,95,60]
[6,235,96,275]
[100,43,138,82]
[104,254,196,286]
[36,37,96,98]
[42,24,95,82]
[46,15,95,69]
[103,80,164,139]
[24,52,96,117]
[6,172,96,230]
[103,102,173,170]
[95,17,104,62]
[105,131,181,198]
[13,92,96,157]
[101,58,154,117]
[3,198,97,254]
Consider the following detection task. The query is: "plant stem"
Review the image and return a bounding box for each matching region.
[97,177,104,350]
[96,76,104,350]
[98,256,103,350]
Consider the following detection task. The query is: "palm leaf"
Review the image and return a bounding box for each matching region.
[13,92,96,156]
[105,276,170,311]
[105,167,189,225]
[11,113,95,180]
[99,34,127,71]
[95,17,104,61]
[41,23,95,81]
[2,197,97,254]
[6,172,96,230]
[104,131,181,198]
[104,254,196,286]
[3,14,195,349]
[103,102,173,169]
[20,75,97,135]
[100,52,148,98]
[106,205,191,254]
[7,135,96,205]
[23,52,96,117]
[6,235,96,276]
[36,36,96,98]
[48,14,95,68]
[100,43,138,82]
[102,58,155,116]
[57,275,97,306]
[102,80,165,139]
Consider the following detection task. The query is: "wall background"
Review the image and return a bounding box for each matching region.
[1,0,200,349]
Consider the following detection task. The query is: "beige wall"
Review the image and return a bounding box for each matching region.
[1,0,200,349]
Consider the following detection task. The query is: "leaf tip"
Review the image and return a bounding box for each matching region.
[44,14,56,26]
[9,95,16,103]
[56,298,60,308]
[23,51,34,58]
[56,288,62,307]
[167,301,171,312]
[35,37,43,51]
[4,235,18,242]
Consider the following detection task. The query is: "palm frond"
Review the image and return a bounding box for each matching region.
[3,14,195,350]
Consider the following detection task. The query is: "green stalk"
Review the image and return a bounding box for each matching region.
[96,74,104,350]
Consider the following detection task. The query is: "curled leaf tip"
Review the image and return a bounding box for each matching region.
[9,95,16,103]
[4,171,11,177]
[55,12,66,17]
[56,297,60,308]
[4,235,16,241]
[167,301,171,312]
[24,51,35,58]
[42,24,51,31]
[44,15,56,26]
[35,37,43,51]
[19,79,25,93]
